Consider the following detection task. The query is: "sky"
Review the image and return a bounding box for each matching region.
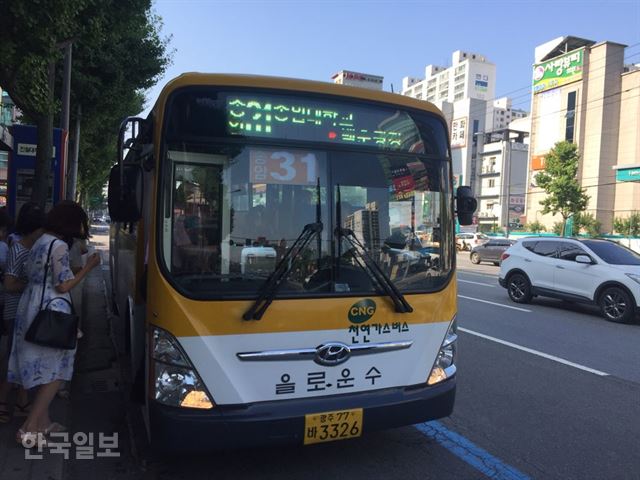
[141,0,640,115]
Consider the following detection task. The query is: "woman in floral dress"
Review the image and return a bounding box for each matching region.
[8,202,100,445]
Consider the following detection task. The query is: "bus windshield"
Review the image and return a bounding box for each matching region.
[159,90,453,300]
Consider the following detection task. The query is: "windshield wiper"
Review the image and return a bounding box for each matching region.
[243,222,323,321]
[336,227,413,313]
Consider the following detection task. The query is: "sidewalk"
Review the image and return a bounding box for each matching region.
[0,231,136,480]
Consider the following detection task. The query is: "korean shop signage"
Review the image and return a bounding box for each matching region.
[531,154,546,171]
[615,166,640,182]
[451,117,467,148]
[533,48,584,94]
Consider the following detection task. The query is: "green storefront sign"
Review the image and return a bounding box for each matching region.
[533,48,584,94]
[616,166,640,182]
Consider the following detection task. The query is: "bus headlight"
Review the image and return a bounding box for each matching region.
[427,319,457,386]
[151,327,214,409]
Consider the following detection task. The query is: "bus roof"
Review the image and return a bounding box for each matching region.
[149,72,445,120]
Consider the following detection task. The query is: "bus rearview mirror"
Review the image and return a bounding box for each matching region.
[456,186,477,226]
[108,163,143,223]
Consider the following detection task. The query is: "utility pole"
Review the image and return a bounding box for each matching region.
[67,105,81,201]
[505,131,512,239]
[60,43,72,132]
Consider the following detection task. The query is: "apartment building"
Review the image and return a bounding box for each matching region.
[402,51,501,196]
[488,97,528,131]
[526,36,640,232]
[402,50,496,103]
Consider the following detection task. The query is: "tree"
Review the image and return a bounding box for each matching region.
[535,142,589,236]
[69,0,172,203]
[524,221,546,234]
[572,212,601,237]
[0,0,171,207]
[0,0,90,207]
[613,212,640,237]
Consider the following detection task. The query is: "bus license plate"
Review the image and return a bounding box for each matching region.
[304,408,363,445]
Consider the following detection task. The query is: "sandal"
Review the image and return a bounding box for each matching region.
[14,401,31,417]
[0,402,10,423]
[17,429,47,449]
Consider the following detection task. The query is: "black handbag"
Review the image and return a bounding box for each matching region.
[25,240,79,350]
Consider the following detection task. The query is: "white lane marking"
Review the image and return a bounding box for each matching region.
[458,327,610,377]
[457,270,499,278]
[458,295,532,312]
[458,279,496,288]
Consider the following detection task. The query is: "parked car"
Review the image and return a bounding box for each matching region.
[470,239,516,265]
[456,233,489,251]
[499,237,640,324]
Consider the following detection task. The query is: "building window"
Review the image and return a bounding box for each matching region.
[472,119,480,145]
[565,91,577,142]
[488,179,495,188]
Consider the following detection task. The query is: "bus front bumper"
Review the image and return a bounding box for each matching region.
[148,377,455,452]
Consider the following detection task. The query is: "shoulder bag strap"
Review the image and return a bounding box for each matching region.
[38,239,57,310]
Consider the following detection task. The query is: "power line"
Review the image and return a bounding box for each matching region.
[464,50,640,119]
[404,43,640,121]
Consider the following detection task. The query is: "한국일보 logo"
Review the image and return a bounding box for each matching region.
[348,299,376,324]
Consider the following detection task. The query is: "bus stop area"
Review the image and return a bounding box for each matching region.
[0,229,135,480]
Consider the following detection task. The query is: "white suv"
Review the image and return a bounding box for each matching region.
[499,237,640,324]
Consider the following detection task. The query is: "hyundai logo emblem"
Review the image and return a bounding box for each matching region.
[314,342,351,366]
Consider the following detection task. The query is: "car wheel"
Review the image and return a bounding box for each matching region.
[470,253,481,264]
[598,287,635,324]
[507,273,532,304]
[464,243,471,251]
[493,262,500,266]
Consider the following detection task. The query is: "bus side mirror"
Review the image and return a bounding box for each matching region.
[456,186,477,226]
[108,163,143,222]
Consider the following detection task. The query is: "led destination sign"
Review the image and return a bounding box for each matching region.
[226,94,422,151]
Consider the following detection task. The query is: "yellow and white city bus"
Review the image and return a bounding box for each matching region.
[108,73,476,451]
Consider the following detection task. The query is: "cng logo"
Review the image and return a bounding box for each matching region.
[348,299,376,324]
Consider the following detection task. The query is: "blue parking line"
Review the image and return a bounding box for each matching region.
[415,421,530,480]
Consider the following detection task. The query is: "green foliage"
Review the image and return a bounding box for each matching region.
[0,0,90,116]
[0,0,173,204]
[552,222,564,236]
[490,224,505,235]
[535,142,590,235]
[572,212,601,237]
[88,192,105,210]
[72,1,172,202]
[524,221,546,233]
[613,212,640,237]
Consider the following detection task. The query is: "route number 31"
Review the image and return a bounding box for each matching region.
[250,150,318,185]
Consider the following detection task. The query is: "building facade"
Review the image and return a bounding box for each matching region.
[331,70,384,91]
[488,97,528,131]
[0,88,16,207]
[526,36,640,233]
[476,121,530,233]
[401,51,516,199]
[402,50,496,103]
